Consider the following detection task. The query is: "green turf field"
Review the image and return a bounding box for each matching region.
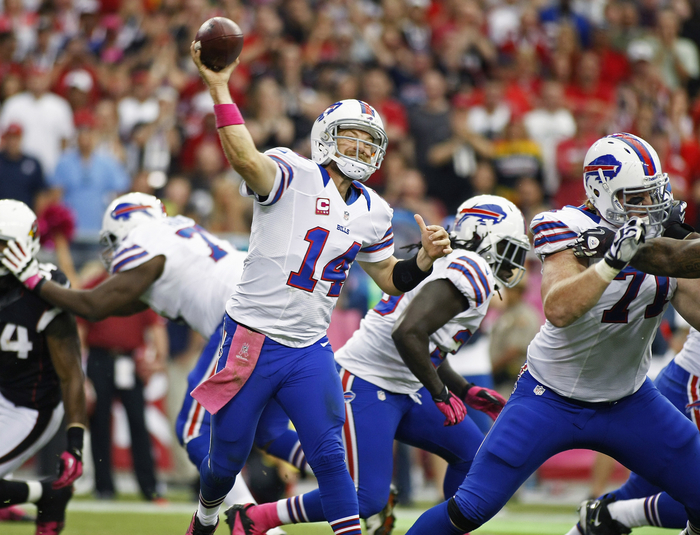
[0,500,679,535]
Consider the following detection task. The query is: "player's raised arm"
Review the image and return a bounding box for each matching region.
[190,43,277,197]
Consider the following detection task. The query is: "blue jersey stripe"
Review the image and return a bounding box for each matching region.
[112,244,141,261]
[461,257,490,292]
[113,250,148,273]
[447,263,485,306]
[360,236,394,253]
[531,220,569,232]
[534,230,578,247]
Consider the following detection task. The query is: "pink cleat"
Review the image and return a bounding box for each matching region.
[0,505,35,522]
[35,520,65,535]
[225,504,265,535]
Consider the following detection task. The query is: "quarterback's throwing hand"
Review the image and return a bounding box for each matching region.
[432,386,467,426]
[1,240,44,290]
[415,214,452,260]
[604,217,646,271]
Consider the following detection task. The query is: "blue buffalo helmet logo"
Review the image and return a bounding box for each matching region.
[111,203,156,221]
[455,203,507,229]
[584,155,622,186]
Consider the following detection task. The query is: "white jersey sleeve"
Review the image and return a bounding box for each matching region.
[335,250,495,394]
[112,216,243,338]
[530,205,603,258]
[227,148,394,347]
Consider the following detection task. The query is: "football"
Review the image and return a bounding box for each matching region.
[194,17,244,72]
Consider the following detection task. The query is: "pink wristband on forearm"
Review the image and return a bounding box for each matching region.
[214,103,245,128]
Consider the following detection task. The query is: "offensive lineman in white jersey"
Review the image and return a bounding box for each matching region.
[182,43,452,535]
[218,195,527,535]
[406,133,700,535]
[1,193,307,518]
[557,327,700,535]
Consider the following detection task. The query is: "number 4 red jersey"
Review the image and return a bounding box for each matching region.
[226,147,394,348]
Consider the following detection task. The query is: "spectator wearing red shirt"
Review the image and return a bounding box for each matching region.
[80,270,167,502]
[565,50,617,116]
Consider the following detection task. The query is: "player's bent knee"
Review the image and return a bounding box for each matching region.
[448,497,481,533]
[358,491,388,518]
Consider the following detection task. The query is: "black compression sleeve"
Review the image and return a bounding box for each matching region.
[392,254,433,292]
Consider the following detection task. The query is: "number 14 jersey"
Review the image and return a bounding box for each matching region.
[527,205,677,403]
[226,148,395,348]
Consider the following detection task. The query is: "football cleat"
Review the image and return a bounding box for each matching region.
[225,504,263,535]
[365,484,399,535]
[186,512,219,535]
[0,505,35,522]
[578,497,631,535]
[35,519,65,535]
[35,484,72,531]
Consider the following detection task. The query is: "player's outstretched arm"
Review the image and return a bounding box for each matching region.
[360,215,452,295]
[632,237,700,277]
[45,311,87,488]
[37,257,163,321]
[190,42,277,197]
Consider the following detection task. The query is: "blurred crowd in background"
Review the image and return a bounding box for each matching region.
[1,0,699,505]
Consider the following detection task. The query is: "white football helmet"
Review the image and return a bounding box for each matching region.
[310,99,388,182]
[452,195,530,289]
[0,200,40,276]
[583,133,671,229]
[99,192,166,268]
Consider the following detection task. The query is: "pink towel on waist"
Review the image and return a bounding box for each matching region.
[191,325,265,414]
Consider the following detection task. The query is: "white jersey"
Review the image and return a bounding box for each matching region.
[111,215,245,338]
[335,250,495,395]
[527,205,677,403]
[226,148,394,347]
[675,327,700,377]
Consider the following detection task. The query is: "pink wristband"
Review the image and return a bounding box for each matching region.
[214,103,244,128]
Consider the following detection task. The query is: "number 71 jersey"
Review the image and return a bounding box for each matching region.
[527,205,677,402]
[226,148,395,347]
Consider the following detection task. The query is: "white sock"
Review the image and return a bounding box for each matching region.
[608,498,646,528]
[27,481,42,503]
[564,523,583,535]
[223,477,257,507]
[197,503,221,527]
[687,521,700,535]
[277,498,292,524]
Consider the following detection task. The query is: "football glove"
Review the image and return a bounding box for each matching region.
[662,200,696,240]
[462,384,506,421]
[1,239,44,290]
[432,385,467,426]
[53,426,84,489]
[568,227,615,258]
[603,217,646,271]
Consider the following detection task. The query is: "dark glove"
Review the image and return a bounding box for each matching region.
[432,385,467,426]
[662,200,696,240]
[461,384,506,421]
[568,227,616,258]
[53,426,84,489]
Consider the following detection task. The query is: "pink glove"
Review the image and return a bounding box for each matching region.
[432,386,467,426]
[53,426,84,489]
[53,450,83,489]
[463,385,506,421]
